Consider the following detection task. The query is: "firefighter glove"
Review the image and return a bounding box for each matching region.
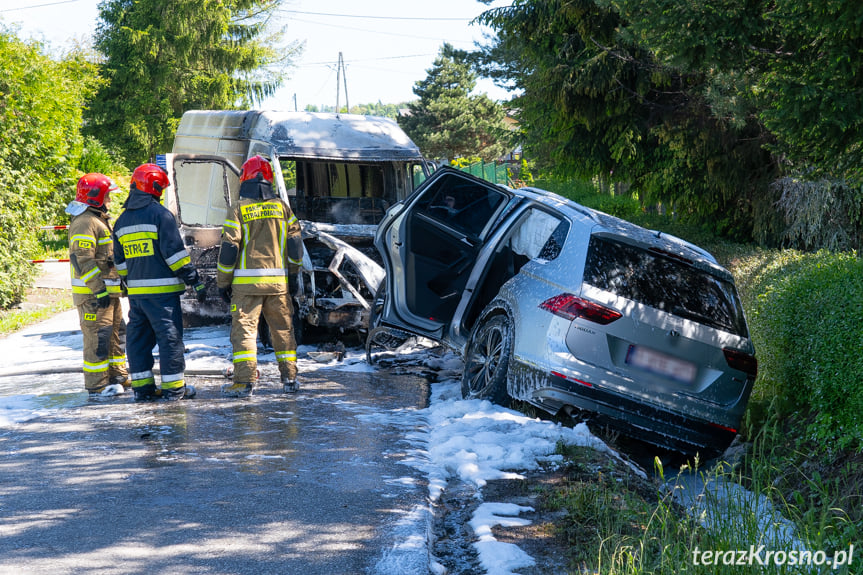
[95,290,111,309]
[194,282,208,303]
[219,286,232,304]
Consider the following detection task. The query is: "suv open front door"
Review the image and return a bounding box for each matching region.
[372,168,511,346]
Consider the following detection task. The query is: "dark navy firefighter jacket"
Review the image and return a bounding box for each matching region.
[113,190,200,296]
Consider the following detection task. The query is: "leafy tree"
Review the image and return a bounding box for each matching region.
[87,0,302,165]
[349,101,409,120]
[399,43,511,162]
[0,29,100,307]
[612,0,863,184]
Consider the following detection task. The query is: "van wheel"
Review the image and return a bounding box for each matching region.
[461,314,512,406]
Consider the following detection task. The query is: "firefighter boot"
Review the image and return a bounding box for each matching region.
[109,375,131,390]
[221,382,253,398]
[281,376,299,393]
[281,361,299,393]
[133,383,161,402]
[162,385,197,401]
[88,383,126,400]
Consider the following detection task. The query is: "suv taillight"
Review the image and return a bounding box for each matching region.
[723,348,758,379]
[539,294,622,325]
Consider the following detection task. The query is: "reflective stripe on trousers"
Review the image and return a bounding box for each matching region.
[77,298,127,392]
[126,295,186,390]
[229,292,297,383]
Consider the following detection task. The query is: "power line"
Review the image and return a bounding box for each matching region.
[279,9,472,22]
[285,15,483,45]
[0,0,80,13]
[295,53,435,68]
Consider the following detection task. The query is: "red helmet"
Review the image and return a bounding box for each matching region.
[75,173,117,208]
[240,155,274,183]
[131,163,170,196]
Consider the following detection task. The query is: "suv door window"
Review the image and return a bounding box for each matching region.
[412,175,506,239]
[398,171,509,327]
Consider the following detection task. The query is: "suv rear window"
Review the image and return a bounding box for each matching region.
[584,236,749,337]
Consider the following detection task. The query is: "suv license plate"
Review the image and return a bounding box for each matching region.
[626,345,696,383]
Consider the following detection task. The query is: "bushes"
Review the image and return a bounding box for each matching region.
[0,30,101,310]
[533,176,643,220]
[729,250,863,451]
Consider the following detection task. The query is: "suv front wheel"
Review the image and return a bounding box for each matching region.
[461,314,513,406]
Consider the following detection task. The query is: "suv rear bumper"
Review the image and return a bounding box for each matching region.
[530,372,737,457]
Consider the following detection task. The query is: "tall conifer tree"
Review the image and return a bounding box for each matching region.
[87,0,301,164]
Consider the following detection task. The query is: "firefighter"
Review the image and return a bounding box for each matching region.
[66,173,129,398]
[113,163,207,401]
[217,155,304,396]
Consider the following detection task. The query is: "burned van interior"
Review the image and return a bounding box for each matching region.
[287,160,416,226]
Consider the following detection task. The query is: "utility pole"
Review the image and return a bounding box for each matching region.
[335,52,349,113]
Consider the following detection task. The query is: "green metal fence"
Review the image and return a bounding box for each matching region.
[457,161,510,186]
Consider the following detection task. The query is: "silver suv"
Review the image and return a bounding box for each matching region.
[370,168,757,457]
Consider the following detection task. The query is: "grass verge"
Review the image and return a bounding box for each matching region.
[0,288,74,337]
[526,439,860,574]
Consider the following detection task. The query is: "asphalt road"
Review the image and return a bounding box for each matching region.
[0,335,433,574]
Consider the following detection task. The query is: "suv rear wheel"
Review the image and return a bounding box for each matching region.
[461,314,512,405]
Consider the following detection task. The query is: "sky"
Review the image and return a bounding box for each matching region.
[2,0,515,111]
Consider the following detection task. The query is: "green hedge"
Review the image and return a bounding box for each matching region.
[728,250,863,451]
[0,30,101,309]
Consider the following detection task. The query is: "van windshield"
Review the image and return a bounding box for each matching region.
[584,236,749,337]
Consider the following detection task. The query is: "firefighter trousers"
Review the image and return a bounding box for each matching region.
[230,292,297,383]
[127,295,187,391]
[77,298,128,392]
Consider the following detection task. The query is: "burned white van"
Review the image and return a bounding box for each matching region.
[162,110,430,337]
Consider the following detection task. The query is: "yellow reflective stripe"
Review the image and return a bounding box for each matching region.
[83,360,109,373]
[276,351,296,362]
[119,231,158,242]
[161,379,184,390]
[131,377,156,388]
[234,268,288,276]
[109,356,126,364]
[233,351,256,363]
[288,256,303,265]
[223,219,241,231]
[168,255,191,271]
[217,262,234,274]
[71,234,97,244]
[97,236,113,245]
[106,285,123,294]
[287,214,298,225]
[232,276,287,285]
[80,266,101,282]
[126,284,186,295]
[279,220,286,268]
[73,286,93,294]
